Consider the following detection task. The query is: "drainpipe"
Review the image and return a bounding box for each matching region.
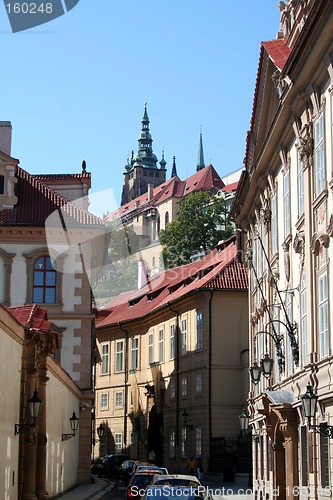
[119,322,129,452]
[168,302,180,470]
[209,289,214,468]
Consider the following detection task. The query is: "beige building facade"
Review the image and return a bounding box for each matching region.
[231,1,333,498]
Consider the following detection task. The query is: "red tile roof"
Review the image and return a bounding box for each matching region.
[222,181,238,193]
[262,39,291,71]
[34,172,91,181]
[0,166,103,226]
[96,236,248,329]
[8,304,54,333]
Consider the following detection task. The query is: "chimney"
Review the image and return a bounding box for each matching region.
[138,260,148,289]
[148,183,154,201]
[0,121,12,156]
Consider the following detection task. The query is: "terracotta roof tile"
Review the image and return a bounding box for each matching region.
[8,304,53,333]
[262,39,291,71]
[223,181,238,193]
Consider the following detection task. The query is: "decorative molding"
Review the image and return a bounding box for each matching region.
[311,232,330,256]
[260,198,271,231]
[327,214,333,238]
[295,123,313,169]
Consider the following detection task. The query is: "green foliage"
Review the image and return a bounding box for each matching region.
[159,191,234,268]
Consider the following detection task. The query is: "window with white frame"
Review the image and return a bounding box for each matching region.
[101,392,109,410]
[131,337,139,370]
[170,378,176,400]
[300,426,309,487]
[297,152,304,217]
[169,430,176,458]
[286,292,293,376]
[100,433,107,457]
[181,376,188,397]
[115,391,123,408]
[181,318,187,356]
[283,169,291,238]
[195,374,202,395]
[196,311,203,351]
[195,427,202,457]
[300,271,307,366]
[116,340,124,372]
[271,192,278,255]
[115,433,122,452]
[148,332,154,365]
[181,427,187,458]
[272,305,280,381]
[170,324,175,360]
[314,113,325,196]
[158,329,164,363]
[319,432,330,489]
[101,343,109,375]
[318,273,329,359]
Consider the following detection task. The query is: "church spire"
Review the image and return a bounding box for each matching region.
[159,150,167,170]
[171,156,178,178]
[132,103,158,168]
[196,128,205,171]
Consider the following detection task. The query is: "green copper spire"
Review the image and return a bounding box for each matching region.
[171,156,177,178]
[132,103,158,169]
[159,150,167,170]
[196,128,205,171]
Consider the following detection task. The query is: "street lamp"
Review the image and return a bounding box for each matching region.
[15,389,42,435]
[62,411,79,441]
[239,407,259,442]
[301,384,333,438]
[182,410,193,430]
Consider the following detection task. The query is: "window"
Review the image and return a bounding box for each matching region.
[116,340,124,372]
[283,169,291,238]
[101,343,109,375]
[169,430,176,458]
[297,152,304,217]
[101,393,109,410]
[196,312,203,351]
[131,337,139,370]
[170,324,175,360]
[315,113,325,196]
[0,175,4,194]
[33,256,56,303]
[100,433,107,457]
[115,391,123,408]
[158,329,164,363]
[286,292,293,376]
[195,374,202,395]
[300,426,308,487]
[181,428,187,458]
[195,427,202,457]
[181,319,187,355]
[170,378,176,399]
[181,376,188,397]
[115,433,122,453]
[300,272,307,366]
[318,273,328,359]
[148,332,154,365]
[320,431,330,488]
[271,193,278,255]
[165,211,169,226]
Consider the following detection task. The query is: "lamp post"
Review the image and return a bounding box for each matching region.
[15,389,42,435]
[62,411,79,441]
[239,407,259,442]
[182,410,193,430]
[301,384,333,438]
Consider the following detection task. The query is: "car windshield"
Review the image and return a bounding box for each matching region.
[131,475,155,486]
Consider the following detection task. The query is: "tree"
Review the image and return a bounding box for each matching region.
[159,191,234,268]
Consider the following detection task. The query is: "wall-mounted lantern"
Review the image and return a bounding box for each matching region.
[62,411,79,441]
[15,389,42,435]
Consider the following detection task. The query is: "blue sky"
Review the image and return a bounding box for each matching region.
[1,0,281,210]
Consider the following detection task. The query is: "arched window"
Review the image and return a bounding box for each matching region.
[33,256,56,303]
[165,211,169,226]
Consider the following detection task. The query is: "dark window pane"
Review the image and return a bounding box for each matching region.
[33,288,43,303]
[45,272,56,286]
[44,288,56,303]
[46,258,55,270]
[33,273,44,286]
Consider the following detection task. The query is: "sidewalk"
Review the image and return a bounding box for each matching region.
[51,477,114,499]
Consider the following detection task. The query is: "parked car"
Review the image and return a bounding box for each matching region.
[99,453,130,477]
[149,474,201,487]
[126,471,158,500]
[91,456,105,475]
[135,465,168,475]
[117,460,139,482]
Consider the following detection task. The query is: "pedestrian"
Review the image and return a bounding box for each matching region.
[196,456,203,480]
[187,456,197,476]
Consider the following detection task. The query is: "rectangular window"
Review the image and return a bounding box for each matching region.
[283,169,291,238]
[195,427,202,457]
[170,430,176,458]
[320,431,330,488]
[116,340,124,372]
[115,391,123,408]
[131,337,139,370]
[170,378,176,400]
[315,113,325,196]
[271,193,278,255]
[297,153,304,217]
[170,324,175,360]
[286,292,293,376]
[148,332,154,365]
[181,428,187,458]
[300,272,307,366]
[101,343,109,375]
[181,319,187,356]
[101,392,109,410]
[158,329,164,363]
[318,273,329,359]
[100,433,107,457]
[195,374,202,395]
[196,312,203,351]
[301,426,308,487]
[115,433,122,453]
[181,376,188,397]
